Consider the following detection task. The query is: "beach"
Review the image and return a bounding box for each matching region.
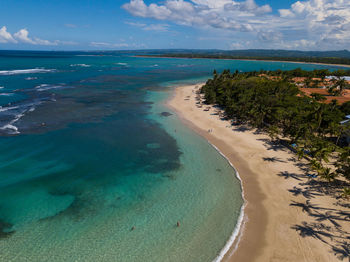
[1,52,349,261]
[168,84,350,262]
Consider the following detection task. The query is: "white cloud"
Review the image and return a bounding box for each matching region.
[90,42,129,48]
[0,26,17,43]
[125,21,170,31]
[56,40,78,45]
[14,29,57,45]
[0,26,65,46]
[123,0,350,50]
[89,41,148,49]
[122,0,271,33]
[277,0,350,49]
[258,30,283,42]
[229,41,251,49]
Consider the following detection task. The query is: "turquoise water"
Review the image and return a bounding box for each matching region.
[0,51,344,261]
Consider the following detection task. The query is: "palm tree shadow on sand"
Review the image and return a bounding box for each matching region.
[288,178,350,261]
[265,138,350,261]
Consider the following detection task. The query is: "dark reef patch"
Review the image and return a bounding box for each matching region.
[160,112,173,117]
[0,220,15,239]
[40,193,103,223]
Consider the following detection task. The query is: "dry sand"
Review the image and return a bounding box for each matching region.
[167,84,350,262]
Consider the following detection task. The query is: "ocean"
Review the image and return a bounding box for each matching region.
[0,51,342,261]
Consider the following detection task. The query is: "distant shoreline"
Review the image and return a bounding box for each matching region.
[135,55,350,68]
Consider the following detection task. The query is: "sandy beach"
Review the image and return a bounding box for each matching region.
[167,84,350,262]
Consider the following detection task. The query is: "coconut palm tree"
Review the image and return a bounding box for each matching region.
[319,167,337,182]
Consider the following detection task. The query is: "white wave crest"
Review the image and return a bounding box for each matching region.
[70,64,91,67]
[0,106,19,112]
[210,143,247,262]
[0,124,19,134]
[35,84,70,91]
[0,112,24,134]
[0,68,56,76]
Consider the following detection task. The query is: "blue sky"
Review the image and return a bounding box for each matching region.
[0,0,349,51]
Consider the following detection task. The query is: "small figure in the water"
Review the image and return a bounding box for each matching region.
[131,226,136,231]
[177,221,180,227]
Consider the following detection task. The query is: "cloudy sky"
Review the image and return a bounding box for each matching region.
[0,0,349,50]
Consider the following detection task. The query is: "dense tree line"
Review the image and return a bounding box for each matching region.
[201,69,350,196]
[148,53,350,66]
[258,67,350,77]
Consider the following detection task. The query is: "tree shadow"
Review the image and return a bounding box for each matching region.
[253,128,264,135]
[291,198,350,260]
[311,211,343,228]
[257,138,287,152]
[335,201,350,209]
[294,161,311,173]
[233,126,251,132]
[263,157,286,163]
[292,221,333,244]
[290,200,319,213]
[278,171,304,181]
[289,186,322,199]
[332,241,350,261]
[299,179,350,197]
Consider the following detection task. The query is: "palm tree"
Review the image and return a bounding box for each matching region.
[319,167,337,182]
[330,77,347,96]
[310,159,324,175]
[304,77,312,88]
[296,148,305,160]
[341,187,350,199]
[336,77,347,96]
[336,147,350,180]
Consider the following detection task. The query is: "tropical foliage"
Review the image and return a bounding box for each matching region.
[150,53,350,66]
[201,69,350,192]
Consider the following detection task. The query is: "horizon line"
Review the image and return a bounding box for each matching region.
[0,48,349,53]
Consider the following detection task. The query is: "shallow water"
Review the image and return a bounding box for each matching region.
[0,51,343,261]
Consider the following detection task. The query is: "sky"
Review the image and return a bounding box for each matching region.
[0,0,349,51]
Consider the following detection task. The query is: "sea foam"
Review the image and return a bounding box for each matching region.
[0,112,24,134]
[35,84,71,91]
[210,144,247,262]
[0,69,56,75]
[70,64,91,67]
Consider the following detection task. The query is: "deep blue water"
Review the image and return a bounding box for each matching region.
[0,51,344,261]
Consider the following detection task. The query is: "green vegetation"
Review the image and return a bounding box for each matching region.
[143,50,350,66]
[201,69,350,193]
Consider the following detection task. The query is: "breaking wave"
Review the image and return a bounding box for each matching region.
[0,68,56,76]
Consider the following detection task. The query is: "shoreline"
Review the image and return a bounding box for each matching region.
[135,55,350,68]
[208,141,248,262]
[166,83,266,262]
[167,83,350,262]
[211,144,247,262]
